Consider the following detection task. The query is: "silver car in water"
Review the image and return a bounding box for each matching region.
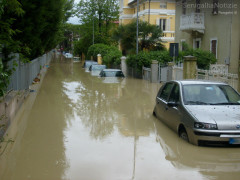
[153,80,240,146]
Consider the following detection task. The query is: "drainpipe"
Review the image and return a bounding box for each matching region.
[229,0,233,67]
[148,0,151,23]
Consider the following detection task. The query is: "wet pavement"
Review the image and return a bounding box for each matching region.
[1,56,240,180]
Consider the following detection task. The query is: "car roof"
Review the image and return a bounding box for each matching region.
[172,80,227,85]
[91,64,106,67]
[102,69,122,72]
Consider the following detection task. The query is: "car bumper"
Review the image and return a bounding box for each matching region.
[187,128,240,146]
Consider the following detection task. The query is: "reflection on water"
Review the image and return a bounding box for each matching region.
[153,118,240,180]
[1,56,240,180]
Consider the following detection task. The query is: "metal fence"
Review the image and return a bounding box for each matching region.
[7,51,53,91]
[158,65,168,82]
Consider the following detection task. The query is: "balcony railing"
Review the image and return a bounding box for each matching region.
[128,0,135,4]
[180,13,205,33]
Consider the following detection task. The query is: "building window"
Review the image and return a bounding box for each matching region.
[143,3,145,10]
[212,0,218,14]
[210,39,218,58]
[193,38,201,49]
[182,0,186,15]
[159,19,167,31]
[196,0,201,13]
[160,2,167,9]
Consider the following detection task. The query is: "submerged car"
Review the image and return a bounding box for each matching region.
[153,80,240,146]
[83,60,98,69]
[64,53,73,58]
[89,64,106,76]
[99,69,125,83]
[99,69,125,78]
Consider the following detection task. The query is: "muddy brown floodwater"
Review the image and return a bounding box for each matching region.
[1,56,240,180]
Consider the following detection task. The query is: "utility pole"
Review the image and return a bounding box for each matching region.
[136,0,139,54]
[148,0,151,23]
[93,15,94,45]
[92,0,95,45]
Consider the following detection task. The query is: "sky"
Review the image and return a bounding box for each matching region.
[67,0,81,24]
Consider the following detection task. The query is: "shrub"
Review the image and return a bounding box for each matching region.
[126,50,172,71]
[87,43,122,67]
[0,59,9,97]
[102,48,122,67]
[177,44,217,69]
[87,44,110,60]
[192,49,217,69]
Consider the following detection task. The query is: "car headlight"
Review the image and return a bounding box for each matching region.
[194,122,218,130]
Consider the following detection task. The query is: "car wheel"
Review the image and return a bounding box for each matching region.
[179,128,189,142]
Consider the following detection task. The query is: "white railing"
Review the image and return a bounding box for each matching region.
[128,0,135,3]
[180,13,205,33]
[196,69,239,90]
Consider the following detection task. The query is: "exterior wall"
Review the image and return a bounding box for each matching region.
[175,0,240,73]
[119,0,176,49]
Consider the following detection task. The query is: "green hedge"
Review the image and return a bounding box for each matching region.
[102,48,122,66]
[177,43,217,69]
[87,44,110,60]
[87,43,122,67]
[0,59,9,97]
[126,51,172,71]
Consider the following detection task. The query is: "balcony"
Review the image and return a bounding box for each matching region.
[180,13,205,34]
[128,0,136,5]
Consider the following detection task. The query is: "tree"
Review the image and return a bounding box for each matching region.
[59,23,81,53]
[11,0,74,59]
[76,0,119,44]
[0,0,24,96]
[113,20,164,55]
[77,0,118,33]
[0,0,74,96]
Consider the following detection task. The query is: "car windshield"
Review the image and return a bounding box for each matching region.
[92,65,105,70]
[104,71,124,77]
[183,84,240,105]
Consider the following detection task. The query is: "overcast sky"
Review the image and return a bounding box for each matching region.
[67,0,81,24]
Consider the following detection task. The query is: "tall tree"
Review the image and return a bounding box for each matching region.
[0,0,24,96]
[74,0,119,57]
[11,0,74,59]
[0,0,24,60]
[113,20,164,55]
[76,0,119,40]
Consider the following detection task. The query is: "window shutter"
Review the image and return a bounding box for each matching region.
[167,19,171,31]
[156,19,160,26]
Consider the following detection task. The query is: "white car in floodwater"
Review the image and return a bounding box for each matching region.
[89,64,106,76]
[64,53,73,58]
[153,80,240,146]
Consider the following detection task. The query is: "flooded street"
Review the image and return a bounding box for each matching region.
[1,56,240,180]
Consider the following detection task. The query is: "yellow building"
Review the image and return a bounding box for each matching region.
[119,0,176,48]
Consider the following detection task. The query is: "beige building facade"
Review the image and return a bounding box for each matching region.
[175,0,240,73]
[119,0,176,48]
